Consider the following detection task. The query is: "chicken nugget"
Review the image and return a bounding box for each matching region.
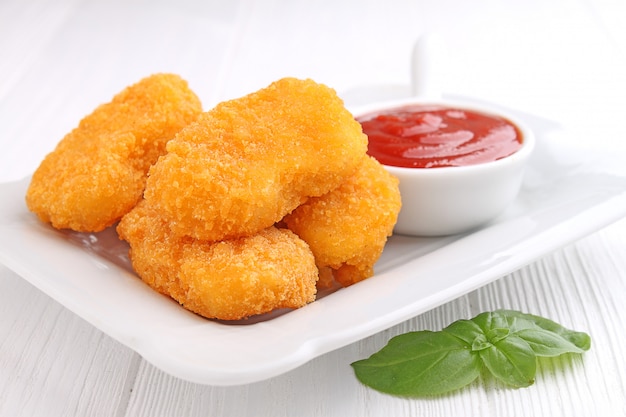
[117,200,318,320]
[143,77,368,241]
[26,73,202,232]
[283,155,401,287]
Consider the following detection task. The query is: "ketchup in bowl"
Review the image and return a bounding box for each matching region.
[358,105,523,169]
[352,99,535,236]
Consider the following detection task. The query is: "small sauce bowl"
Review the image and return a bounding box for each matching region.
[353,97,535,236]
[350,33,535,236]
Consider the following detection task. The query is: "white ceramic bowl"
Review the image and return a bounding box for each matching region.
[353,98,535,236]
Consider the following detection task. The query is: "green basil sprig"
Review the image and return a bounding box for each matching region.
[351,310,591,397]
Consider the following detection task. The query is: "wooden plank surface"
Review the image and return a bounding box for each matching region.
[1,0,625,415]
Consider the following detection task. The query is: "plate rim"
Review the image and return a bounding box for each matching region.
[2,109,626,386]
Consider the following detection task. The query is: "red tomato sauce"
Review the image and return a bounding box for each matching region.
[357,105,523,168]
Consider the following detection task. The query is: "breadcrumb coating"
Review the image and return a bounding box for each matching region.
[117,201,318,320]
[25,74,401,320]
[283,156,401,287]
[143,77,368,241]
[25,73,202,232]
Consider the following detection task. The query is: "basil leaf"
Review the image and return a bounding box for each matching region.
[471,310,591,356]
[442,319,504,352]
[479,334,536,388]
[351,310,591,396]
[496,310,591,352]
[442,318,484,346]
[471,311,509,333]
[351,330,481,396]
[486,327,510,344]
[515,327,588,356]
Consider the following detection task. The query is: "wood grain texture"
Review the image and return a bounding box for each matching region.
[3,219,624,416]
[1,0,625,415]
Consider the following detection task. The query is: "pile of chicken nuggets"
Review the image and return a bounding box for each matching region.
[26,74,401,320]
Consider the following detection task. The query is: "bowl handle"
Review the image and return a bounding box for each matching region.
[411,32,448,100]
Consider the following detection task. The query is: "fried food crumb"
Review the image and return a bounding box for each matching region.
[26,74,402,321]
[143,77,368,241]
[117,201,318,320]
[283,156,401,287]
[25,73,202,232]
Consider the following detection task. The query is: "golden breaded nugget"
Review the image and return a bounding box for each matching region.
[117,201,318,320]
[283,156,401,287]
[143,77,368,241]
[26,73,202,232]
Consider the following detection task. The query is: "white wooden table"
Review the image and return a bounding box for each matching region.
[1,1,625,416]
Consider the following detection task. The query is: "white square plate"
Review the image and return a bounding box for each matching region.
[1,98,625,386]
